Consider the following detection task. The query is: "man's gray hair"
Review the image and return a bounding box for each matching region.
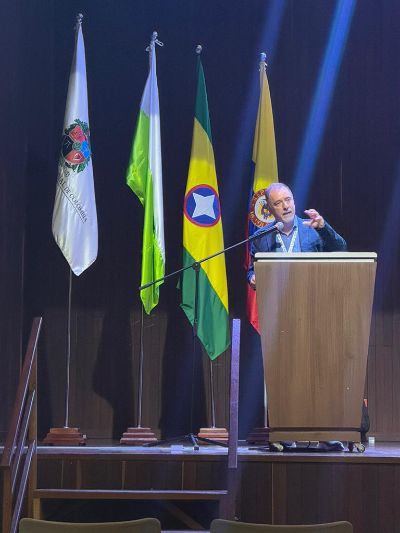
[265,182,292,203]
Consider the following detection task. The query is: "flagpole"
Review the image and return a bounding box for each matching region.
[137,305,145,428]
[120,30,163,446]
[209,360,216,428]
[190,263,201,433]
[44,13,95,445]
[64,268,73,428]
[121,304,158,445]
[245,51,277,446]
[192,45,228,443]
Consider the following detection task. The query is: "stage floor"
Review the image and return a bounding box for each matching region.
[36,440,400,463]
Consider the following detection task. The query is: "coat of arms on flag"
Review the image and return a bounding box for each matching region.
[248,188,274,228]
[61,119,91,173]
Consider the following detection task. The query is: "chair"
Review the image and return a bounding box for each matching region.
[19,517,161,533]
[210,519,353,533]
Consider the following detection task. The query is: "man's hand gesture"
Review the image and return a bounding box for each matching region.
[303,209,325,229]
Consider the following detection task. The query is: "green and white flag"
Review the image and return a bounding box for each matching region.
[52,16,98,275]
[126,37,165,313]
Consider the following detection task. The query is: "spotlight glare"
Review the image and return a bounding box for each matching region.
[293,0,357,208]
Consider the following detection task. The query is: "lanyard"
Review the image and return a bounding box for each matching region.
[276,227,298,253]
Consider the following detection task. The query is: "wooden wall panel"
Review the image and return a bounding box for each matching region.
[238,462,273,524]
[36,453,400,533]
[36,303,229,440]
[271,462,400,533]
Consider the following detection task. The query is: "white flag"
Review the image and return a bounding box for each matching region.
[52,19,98,276]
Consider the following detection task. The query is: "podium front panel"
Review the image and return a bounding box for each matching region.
[254,253,376,441]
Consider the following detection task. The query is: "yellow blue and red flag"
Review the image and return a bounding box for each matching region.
[245,57,279,332]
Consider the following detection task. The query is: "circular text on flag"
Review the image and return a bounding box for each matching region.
[249,188,274,228]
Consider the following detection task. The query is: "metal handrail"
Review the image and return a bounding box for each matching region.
[1,317,42,533]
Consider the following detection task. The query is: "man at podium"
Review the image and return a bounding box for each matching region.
[247,182,347,289]
[247,182,348,452]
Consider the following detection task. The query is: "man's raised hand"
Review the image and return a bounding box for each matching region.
[303,209,325,229]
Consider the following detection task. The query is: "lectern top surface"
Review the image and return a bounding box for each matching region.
[255,251,377,262]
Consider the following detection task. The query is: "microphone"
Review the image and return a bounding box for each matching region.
[249,221,284,241]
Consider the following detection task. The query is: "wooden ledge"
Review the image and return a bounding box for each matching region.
[34,489,228,501]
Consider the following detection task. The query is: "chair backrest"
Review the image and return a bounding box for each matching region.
[210,519,353,533]
[19,517,161,533]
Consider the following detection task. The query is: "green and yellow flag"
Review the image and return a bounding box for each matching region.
[180,56,230,360]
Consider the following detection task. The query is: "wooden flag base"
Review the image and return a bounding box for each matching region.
[120,426,158,445]
[42,427,86,446]
[198,427,229,443]
[246,426,270,445]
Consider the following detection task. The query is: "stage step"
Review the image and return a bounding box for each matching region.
[34,489,227,501]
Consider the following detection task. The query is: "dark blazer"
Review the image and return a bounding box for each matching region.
[247,216,347,283]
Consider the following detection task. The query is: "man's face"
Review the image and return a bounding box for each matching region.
[267,187,296,226]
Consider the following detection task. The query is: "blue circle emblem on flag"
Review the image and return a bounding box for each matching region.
[184,184,221,227]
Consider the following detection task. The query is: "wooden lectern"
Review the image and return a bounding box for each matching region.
[254,252,376,443]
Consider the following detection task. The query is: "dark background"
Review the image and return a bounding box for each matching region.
[1,0,399,441]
